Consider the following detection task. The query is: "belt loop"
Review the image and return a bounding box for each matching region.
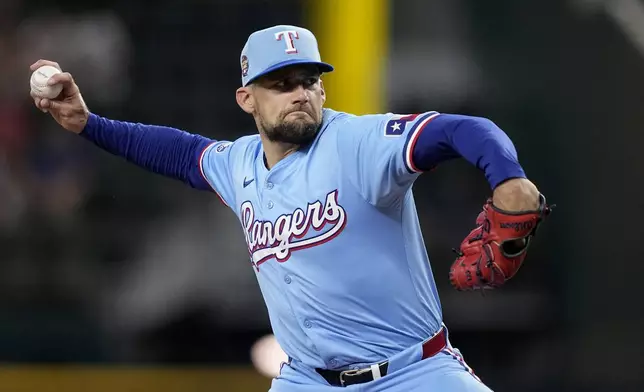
[370,364,382,380]
[442,322,451,349]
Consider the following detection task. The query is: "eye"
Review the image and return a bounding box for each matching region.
[305,77,318,87]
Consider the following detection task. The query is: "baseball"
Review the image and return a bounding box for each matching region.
[250,334,288,378]
[30,65,63,99]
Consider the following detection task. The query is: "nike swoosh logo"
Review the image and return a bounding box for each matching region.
[243,177,254,188]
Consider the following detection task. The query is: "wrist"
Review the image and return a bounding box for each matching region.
[79,112,98,137]
[492,178,539,212]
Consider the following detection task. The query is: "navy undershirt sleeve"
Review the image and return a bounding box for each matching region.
[411,114,526,189]
[80,113,215,191]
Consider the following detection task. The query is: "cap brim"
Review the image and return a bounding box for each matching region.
[245,59,334,86]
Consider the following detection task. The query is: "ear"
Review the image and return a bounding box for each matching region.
[236,87,255,114]
[319,79,326,104]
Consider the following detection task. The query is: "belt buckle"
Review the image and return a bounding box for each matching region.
[338,368,369,387]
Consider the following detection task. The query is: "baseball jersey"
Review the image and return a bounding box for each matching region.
[199,109,443,370]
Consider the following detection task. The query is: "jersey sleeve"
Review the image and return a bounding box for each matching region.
[198,140,236,207]
[336,111,440,207]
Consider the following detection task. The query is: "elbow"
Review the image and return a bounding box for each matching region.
[456,116,512,148]
[459,116,501,133]
[438,114,504,138]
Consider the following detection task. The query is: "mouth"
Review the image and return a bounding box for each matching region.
[286,110,311,119]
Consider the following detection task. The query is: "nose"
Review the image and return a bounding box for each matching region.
[291,84,310,105]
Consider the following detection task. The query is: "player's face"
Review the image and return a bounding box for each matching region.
[241,65,326,145]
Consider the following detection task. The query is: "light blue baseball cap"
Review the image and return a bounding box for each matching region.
[240,25,334,86]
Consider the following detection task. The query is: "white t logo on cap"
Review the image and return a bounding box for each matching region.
[275,30,300,54]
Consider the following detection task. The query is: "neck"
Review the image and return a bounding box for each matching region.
[260,134,299,169]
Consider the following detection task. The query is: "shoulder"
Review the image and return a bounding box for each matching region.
[231,134,262,154]
[204,134,261,158]
[322,108,392,126]
[200,134,261,182]
[321,108,408,137]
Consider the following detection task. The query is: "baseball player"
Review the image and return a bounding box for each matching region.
[30,25,551,391]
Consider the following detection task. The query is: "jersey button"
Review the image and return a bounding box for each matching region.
[284,275,292,284]
[266,182,274,190]
[267,201,274,209]
[303,320,312,329]
[329,359,338,367]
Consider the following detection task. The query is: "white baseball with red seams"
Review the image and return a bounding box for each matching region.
[30,65,63,99]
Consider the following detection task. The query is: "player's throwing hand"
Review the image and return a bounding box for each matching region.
[29,59,89,134]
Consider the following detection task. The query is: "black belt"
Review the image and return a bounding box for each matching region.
[316,362,389,387]
[315,328,447,387]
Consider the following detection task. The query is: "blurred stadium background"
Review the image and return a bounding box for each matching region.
[0,0,642,391]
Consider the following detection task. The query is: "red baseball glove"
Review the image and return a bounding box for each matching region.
[449,194,553,291]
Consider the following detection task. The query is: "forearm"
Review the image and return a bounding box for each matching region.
[80,113,214,190]
[411,114,526,189]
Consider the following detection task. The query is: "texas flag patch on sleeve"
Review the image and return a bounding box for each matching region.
[383,114,420,137]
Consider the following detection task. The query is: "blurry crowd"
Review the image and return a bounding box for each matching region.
[0,3,98,308]
[0,2,134,361]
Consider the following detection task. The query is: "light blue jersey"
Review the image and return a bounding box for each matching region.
[200,108,444,370]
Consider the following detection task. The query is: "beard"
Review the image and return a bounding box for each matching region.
[260,108,322,145]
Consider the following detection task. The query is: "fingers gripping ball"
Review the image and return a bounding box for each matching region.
[449,194,553,291]
[30,65,63,99]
